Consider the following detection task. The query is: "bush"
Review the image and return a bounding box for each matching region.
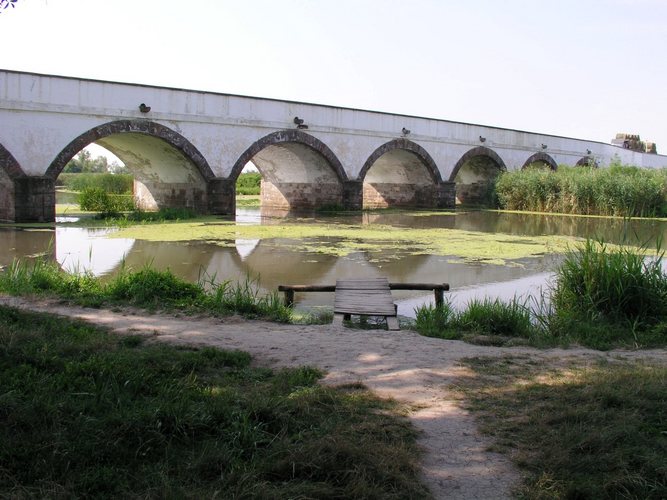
[58,173,134,194]
[236,172,261,195]
[78,188,135,215]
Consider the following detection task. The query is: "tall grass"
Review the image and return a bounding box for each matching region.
[495,165,667,217]
[0,306,428,498]
[415,297,533,343]
[0,258,291,322]
[548,239,667,348]
[58,173,134,194]
[415,239,667,349]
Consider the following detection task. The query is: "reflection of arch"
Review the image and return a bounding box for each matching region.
[229,130,347,182]
[45,120,214,180]
[358,139,441,183]
[449,146,506,181]
[576,156,598,167]
[521,152,557,171]
[0,143,25,179]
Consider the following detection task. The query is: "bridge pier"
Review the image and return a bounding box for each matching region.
[13,176,55,223]
[207,178,236,215]
[436,181,456,208]
[342,180,363,211]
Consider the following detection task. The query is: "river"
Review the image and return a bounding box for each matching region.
[2,207,666,317]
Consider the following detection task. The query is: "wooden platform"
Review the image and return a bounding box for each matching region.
[333,277,399,330]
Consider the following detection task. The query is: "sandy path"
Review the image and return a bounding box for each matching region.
[3,296,666,499]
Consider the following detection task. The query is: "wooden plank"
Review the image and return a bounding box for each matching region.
[334,278,396,316]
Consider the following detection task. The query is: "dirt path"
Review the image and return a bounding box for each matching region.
[3,296,665,499]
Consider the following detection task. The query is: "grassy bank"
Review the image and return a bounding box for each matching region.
[456,356,667,499]
[495,165,667,217]
[0,306,428,498]
[0,259,291,322]
[415,238,667,349]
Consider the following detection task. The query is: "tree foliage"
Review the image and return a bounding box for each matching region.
[64,150,126,174]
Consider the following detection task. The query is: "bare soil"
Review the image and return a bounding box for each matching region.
[2,295,665,499]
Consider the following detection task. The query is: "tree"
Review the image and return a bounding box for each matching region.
[63,150,114,174]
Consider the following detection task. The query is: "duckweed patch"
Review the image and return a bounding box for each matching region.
[110,220,577,264]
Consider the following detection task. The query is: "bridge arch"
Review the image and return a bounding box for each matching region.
[0,144,26,222]
[521,152,558,171]
[46,120,215,212]
[358,139,442,208]
[576,156,598,167]
[230,130,347,211]
[450,146,506,205]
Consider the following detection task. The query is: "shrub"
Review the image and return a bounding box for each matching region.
[59,173,134,194]
[78,188,135,215]
[236,172,261,195]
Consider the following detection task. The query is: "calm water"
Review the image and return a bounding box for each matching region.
[2,208,666,317]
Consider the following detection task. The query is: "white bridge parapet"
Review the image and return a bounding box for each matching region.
[1,69,666,222]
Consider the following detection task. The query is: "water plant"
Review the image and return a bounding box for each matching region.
[495,165,667,217]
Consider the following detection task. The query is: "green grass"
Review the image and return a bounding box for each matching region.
[495,165,667,217]
[0,306,429,498]
[236,194,260,207]
[414,297,534,345]
[456,356,667,499]
[0,258,291,322]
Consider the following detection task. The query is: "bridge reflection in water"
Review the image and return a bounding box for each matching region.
[2,209,666,317]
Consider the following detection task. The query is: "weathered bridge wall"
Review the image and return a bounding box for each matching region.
[1,70,666,222]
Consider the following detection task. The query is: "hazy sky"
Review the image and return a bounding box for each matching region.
[2,0,666,151]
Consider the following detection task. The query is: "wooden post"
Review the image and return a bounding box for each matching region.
[434,289,444,307]
[284,290,294,308]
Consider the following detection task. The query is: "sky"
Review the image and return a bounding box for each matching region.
[2,0,666,153]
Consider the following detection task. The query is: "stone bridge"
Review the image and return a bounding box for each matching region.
[1,69,666,222]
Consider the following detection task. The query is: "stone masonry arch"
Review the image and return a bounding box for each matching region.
[358,139,442,183]
[0,143,27,222]
[450,146,506,205]
[358,139,447,208]
[46,120,215,213]
[521,152,558,170]
[230,130,347,211]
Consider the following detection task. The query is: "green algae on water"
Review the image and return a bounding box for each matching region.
[110,220,577,264]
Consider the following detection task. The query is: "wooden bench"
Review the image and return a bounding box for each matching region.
[277,280,450,331]
[333,277,399,330]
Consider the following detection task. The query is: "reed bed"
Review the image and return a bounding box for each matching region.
[495,165,667,217]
